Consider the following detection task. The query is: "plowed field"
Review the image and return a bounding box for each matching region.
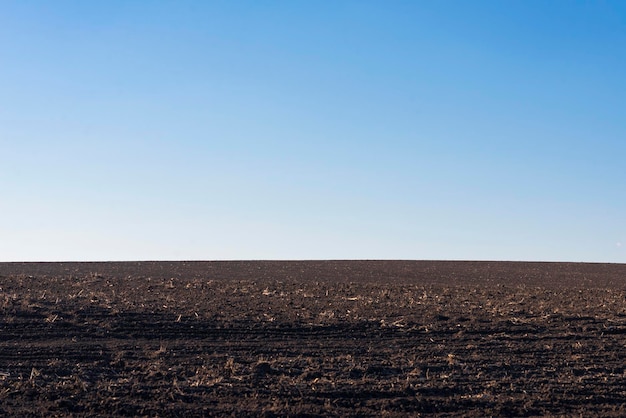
[1,261,625,416]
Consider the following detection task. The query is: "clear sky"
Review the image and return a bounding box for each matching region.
[1,1,625,262]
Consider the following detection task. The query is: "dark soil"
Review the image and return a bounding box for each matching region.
[0,260,625,416]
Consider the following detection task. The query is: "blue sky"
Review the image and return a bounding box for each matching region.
[1,1,625,262]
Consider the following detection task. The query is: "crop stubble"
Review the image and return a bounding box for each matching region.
[0,261,625,416]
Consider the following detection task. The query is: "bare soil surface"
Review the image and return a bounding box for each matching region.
[1,260,625,416]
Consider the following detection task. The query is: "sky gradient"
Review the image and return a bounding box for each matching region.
[1,1,625,262]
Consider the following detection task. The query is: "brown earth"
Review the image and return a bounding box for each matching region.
[0,260,625,416]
